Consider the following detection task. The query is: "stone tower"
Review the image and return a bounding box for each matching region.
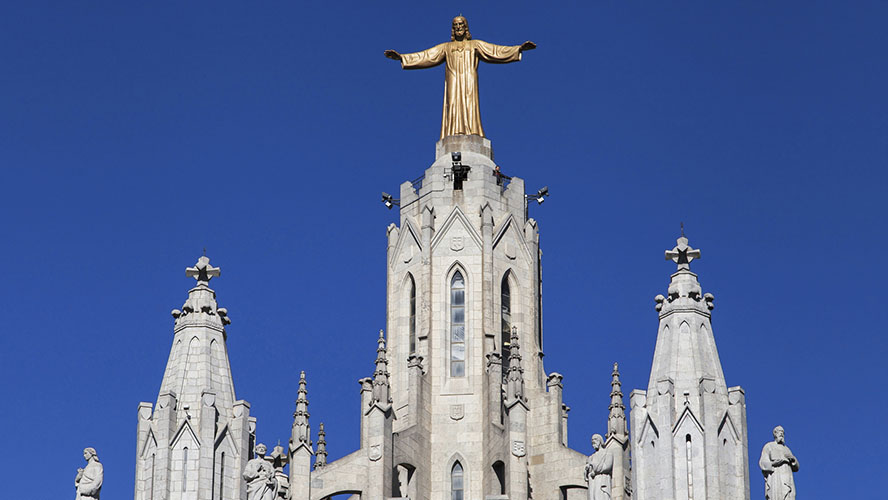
[377,135,589,499]
[629,236,750,500]
[134,256,255,500]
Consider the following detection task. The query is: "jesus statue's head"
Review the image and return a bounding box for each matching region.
[451,16,471,41]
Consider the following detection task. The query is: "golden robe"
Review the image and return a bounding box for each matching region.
[400,39,523,138]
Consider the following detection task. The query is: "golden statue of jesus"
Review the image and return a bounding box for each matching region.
[385,16,536,139]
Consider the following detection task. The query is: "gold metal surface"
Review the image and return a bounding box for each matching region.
[385,16,536,139]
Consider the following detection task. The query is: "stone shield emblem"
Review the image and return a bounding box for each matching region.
[512,440,526,457]
[368,444,382,462]
[450,236,464,252]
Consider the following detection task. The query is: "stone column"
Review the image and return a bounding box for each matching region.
[420,205,434,364]
[481,203,495,353]
[134,402,153,500]
[230,400,252,500]
[654,378,675,500]
[365,405,394,500]
[198,392,217,500]
[506,403,528,500]
[407,355,424,428]
[486,352,503,425]
[154,392,178,500]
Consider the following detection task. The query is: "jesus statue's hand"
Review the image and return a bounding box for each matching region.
[520,41,537,52]
[384,50,402,61]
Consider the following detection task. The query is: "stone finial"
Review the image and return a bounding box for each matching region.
[607,363,627,438]
[505,326,526,405]
[665,234,701,271]
[407,353,424,371]
[371,330,392,407]
[314,423,328,470]
[289,371,311,452]
[185,255,220,285]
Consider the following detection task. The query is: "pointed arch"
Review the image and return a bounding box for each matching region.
[680,321,691,335]
[444,453,468,500]
[451,461,464,500]
[500,270,513,376]
[407,273,417,355]
[492,460,506,495]
[450,269,466,377]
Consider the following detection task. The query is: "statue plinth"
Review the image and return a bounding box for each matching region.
[436,135,493,161]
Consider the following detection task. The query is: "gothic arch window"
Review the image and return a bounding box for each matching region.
[451,461,465,500]
[450,271,466,377]
[149,453,155,500]
[500,272,512,377]
[408,274,417,355]
[182,447,189,491]
[492,461,506,495]
[218,451,225,500]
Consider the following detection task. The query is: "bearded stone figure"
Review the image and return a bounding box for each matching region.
[385,16,536,139]
[243,444,278,500]
[585,434,613,500]
[759,426,799,500]
[75,447,103,500]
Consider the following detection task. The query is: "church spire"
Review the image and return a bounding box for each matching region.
[290,371,312,453]
[648,233,725,395]
[630,232,749,500]
[371,330,392,409]
[314,423,328,470]
[160,255,236,417]
[136,255,251,500]
[607,363,627,438]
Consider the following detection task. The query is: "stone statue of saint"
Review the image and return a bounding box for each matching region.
[243,444,278,500]
[75,447,103,500]
[759,426,799,500]
[584,434,613,500]
[385,16,536,139]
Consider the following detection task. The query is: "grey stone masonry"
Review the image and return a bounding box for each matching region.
[135,257,254,500]
[629,237,750,500]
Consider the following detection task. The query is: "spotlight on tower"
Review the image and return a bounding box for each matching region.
[381,192,400,210]
[531,186,549,205]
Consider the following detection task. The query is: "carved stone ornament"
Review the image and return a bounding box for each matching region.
[512,440,526,458]
[450,236,464,252]
[368,444,382,462]
[403,246,413,264]
[505,242,516,260]
[450,404,465,421]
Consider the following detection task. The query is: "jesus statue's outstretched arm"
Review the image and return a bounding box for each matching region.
[386,44,447,70]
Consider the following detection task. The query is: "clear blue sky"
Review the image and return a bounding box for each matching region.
[1,2,885,498]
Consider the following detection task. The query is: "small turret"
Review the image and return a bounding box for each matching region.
[607,363,627,439]
[314,423,328,470]
[505,326,527,407]
[288,371,313,499]
[371,329,392,410]
[290,371,311,453]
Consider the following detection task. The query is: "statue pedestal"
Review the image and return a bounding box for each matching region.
[436,135,493,161]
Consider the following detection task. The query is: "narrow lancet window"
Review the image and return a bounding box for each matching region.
[451,462,465,500]
[218,452,225,500]
[149,453,155,500]
[409,275,417,354]
[450,271,466,377]
[182,447,189,491]
[686,435,694,500]
[501,274,511,378]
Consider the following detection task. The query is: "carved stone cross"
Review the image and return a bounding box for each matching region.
[665,236,701,270]
[186,256,220,284]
